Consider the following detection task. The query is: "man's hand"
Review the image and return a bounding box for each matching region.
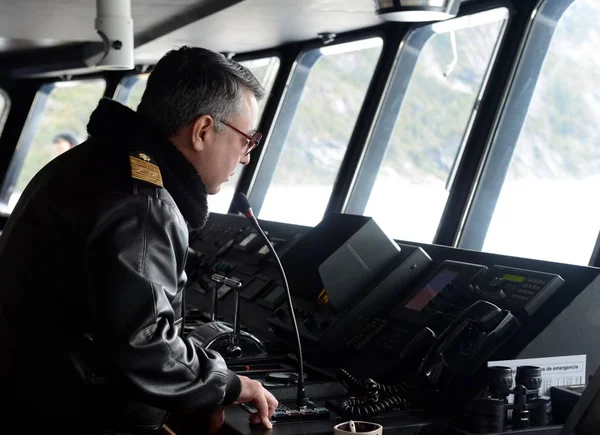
[234,375,279,429]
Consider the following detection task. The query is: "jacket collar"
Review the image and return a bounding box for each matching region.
[87,98,209,230]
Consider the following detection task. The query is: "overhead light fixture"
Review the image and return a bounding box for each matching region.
[373,0,463,22]
[86,0,134,70]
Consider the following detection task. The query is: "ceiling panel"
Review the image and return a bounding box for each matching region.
[0,0,385,71]
[134,0,382,63]
[0,37,73,53]
[0,0,228,49]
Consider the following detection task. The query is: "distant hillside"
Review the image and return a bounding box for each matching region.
[278,0,600,187]
[8,0,599,206]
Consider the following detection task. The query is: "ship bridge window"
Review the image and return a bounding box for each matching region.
[460,0,600,266]
[251,38,384,226]
[345,8,509,243]
[0,79,106,215]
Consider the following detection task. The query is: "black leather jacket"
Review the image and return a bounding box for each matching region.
[0,99,241,433]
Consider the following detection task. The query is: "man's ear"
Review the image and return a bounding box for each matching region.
[191,115,214,152]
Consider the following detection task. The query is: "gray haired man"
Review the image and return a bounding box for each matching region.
[0,46,277,434]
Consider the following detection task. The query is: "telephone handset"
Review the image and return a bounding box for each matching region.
[418,300,521,398]
[332,300,520,418]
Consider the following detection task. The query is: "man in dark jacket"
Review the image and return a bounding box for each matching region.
[0,46,277,433]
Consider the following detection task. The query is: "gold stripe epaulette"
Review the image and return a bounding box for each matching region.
[129,151,163,188]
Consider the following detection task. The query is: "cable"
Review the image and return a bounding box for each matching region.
[336,396,409,418]
[335,369,410,417]
[338,368,405,395]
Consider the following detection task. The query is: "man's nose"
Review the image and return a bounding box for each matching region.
[240,153,251,165]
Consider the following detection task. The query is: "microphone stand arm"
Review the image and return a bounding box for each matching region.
[249,218,307,409]
[233,192,308,410]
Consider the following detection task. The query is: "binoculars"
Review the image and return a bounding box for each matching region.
[468,365,552,433]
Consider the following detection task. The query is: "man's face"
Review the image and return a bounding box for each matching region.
[196,89,258,195]
[53,138,73,156]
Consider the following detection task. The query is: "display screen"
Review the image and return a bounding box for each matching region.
[405,270,458,312]
[501,273,526,283]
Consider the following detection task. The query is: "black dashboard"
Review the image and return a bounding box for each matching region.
[180,211,600,435]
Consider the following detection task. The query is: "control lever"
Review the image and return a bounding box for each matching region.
[190,274,266,360]
[212,273,243,358]
[210,276,218,322]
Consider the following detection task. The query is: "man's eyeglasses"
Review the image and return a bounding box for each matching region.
[222,122,262,156]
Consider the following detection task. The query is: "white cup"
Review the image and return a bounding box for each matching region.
[333,420,383,435]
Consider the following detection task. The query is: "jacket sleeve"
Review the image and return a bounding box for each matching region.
[83,192,241,412]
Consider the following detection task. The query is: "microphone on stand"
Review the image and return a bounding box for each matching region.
[233,192,308,410]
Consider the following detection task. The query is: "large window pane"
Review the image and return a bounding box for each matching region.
[257,38,383,225]
[241,57,280,119]
[0,79,106,214]
[471,0,600,265]
[353,9,507,243]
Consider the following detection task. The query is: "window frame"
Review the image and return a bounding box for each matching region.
[341,7,510,247]
[0,84,54,207]
[345,8,509,215]
[457,0,579,253]
[246,30,387,218]
[0,78,108,215]
[0,89,10,137]
[113,72,150,108]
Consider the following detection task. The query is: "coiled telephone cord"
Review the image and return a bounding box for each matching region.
[336,396,409,418]
[336,369,410,417]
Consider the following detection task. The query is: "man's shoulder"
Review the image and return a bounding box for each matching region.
[128,151,164,190]
[70,140,187,225]
[126,150,182,215]
[81,142,163,194]
[74,141,175,207]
